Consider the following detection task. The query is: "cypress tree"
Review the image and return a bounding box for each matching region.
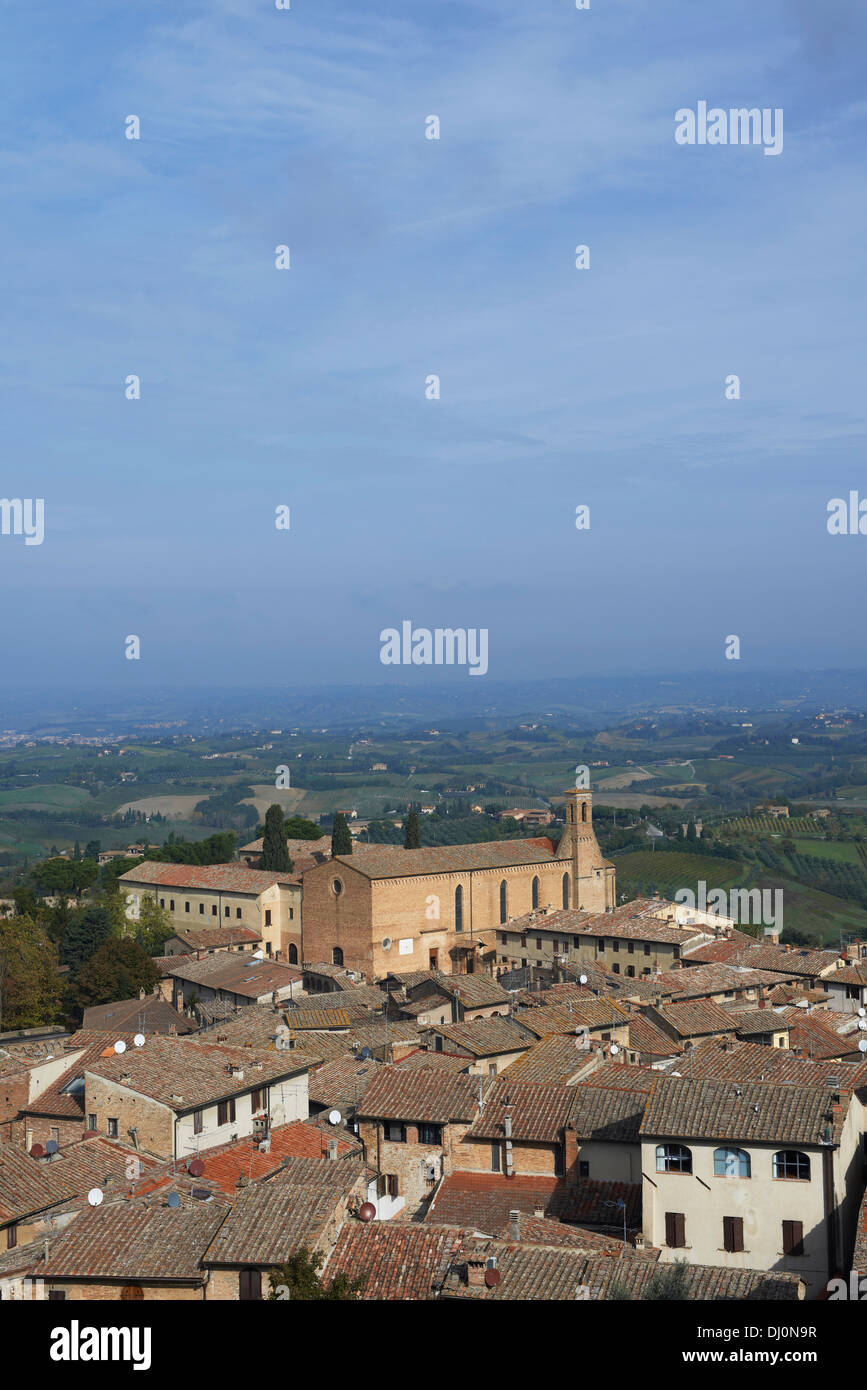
[404,811,421,849]
[261,804,292,872]
[331,813,353,856]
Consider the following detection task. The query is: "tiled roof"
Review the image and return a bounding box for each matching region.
[357,1067,485,1124]
[240,836,331,860]
[510,906,699,946]
[650,963,784,998]
[22,1034,141,1120]
[467,1078,576,1143]
[40,1198,227,1282]
[324,1222,466,1299]
[427,1172,641,1230]
[290,986,385,1013]
[729,945,842,978]
[628,1015,683,1057]
[682,930,761,964]
[429,971,511,1008]
[119,862,298,892]
[164,954,301,994]
[726,1009,788,1036]
[204,1160,365,1266]
[672,1036,867,1088]
[398,992,454,1017]
[393,1049,472,1074]
[325,839,557,880]
[281,1007,353,1030]
[777,1007,852,1060]
[652,998,738,1038]
[429,1017,529,1057]
[167,1121,361,1194]
[514,998,630,1038]
[570,1084,652,1145]
[639,1074,850,1145]
[853,1183,867,1273]
[82,995,196,1035]
[167,926,262,950]
[499,1034,598,1085]
[308,1056,384,1108]
[828,963,867,986]
[85,1035,308,1111]
[0,1147,79,1224]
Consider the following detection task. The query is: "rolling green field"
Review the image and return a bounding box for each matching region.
[610,850,747,898]
[791,837,863,865]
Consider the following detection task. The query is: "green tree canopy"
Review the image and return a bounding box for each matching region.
[261,804,293,873]
[404,810,421,849]
[0,914,64,1030]
[331,813,353,856]
[74,937,160,1011]
[267,1248,365,1301]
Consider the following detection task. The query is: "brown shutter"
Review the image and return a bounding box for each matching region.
[665,1212,685,1248]
[782,1221,804,1256]
[723,1216,744,1253]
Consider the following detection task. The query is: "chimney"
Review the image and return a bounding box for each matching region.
[327,1139,338,1161]
[564,1120,579,1183]
[509,1209,521,1242]
[139,987,146,999]
[466,1256,486,1288]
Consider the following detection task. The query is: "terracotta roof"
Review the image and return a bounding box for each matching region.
[429,1017,529,1057]
[163,954,301,995]
[119,862,298,892]
[393,1049,472,1074]
[85,1035,308,1112]
[467,1078,576,1143]
[40,1198,227,1282]
[828,963,867,987]
[427,971,511,1008]
[651,998,738,1039]
[499,1034,599,1084]
[510,906,699,946]
[166,926,262,950]
[240,836,331,860]
[204,1159,365,1266]
[82,995,196,1035]
[726,1009,789,1037]
[777,1007,853,1060]
[682,930,762,964]
[324,839,558,880]
[0,1147,80,1224]
[281,1007,353,1031]
[673,1036,867,1088]
[168,1120,361,1194]
[427,1172,641,1230]
[650,963,785,998]
[325,1221,465,1299]
[729,945,843,978]
[640,1074,851,1145]
[514,998,630,1038]
[628,1015,683,1057]
[21,1034,141,1120]
[308,1056,384,1109]
[357,1067,485,1124]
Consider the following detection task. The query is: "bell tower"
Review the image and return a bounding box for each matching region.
[557,787,614,911]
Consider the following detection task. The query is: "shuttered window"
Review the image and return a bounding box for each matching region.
[782,1221,804,1256]
[665,1212,686,1248]
[723,1216,744,1252]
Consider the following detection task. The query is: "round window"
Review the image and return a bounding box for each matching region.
[332,878,344,896]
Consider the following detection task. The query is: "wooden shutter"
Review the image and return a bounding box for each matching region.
[782,1221,804,1256]
[665,1212,685,1248]
[723,1216,744,1253]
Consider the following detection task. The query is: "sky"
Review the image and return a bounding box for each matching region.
[1,0,866,695]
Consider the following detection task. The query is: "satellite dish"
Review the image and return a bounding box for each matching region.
[359,1047,371,1060]
[87,1188,104,1207]
[860,1040,867,1054]
[358,1202,376,1222]
[328,1109,342,1126]
[859,1020,867,1031]
[114,1040,127,1054]
[252,951,264,962]
[45,1139,59,1155]
[381,938,393,952]
[859,1008,867,1018]
[484,1267,501,1288]
[30,1143,45,1159]
[134,1034,146,1048]
[579,975,588,985]
[166,1192,181,1209]
[609,1044,619,1055]
[188,1159,205,1178]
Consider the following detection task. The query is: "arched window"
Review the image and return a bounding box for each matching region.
[562,872,570,909]
[531,876,540,910]
[455,884,463,933]
[332,946,344,967]
[774,1150,810,1181]
[656,1143,692,1174]
[581,801,588,823]
[714,1147,751,1178]
[569,803,576,823]
[288,943,298,965]
[499,880,507,924]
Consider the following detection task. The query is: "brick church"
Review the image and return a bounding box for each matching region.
[301,788,615,981]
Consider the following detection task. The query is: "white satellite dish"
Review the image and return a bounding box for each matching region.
[859,1020,867,1031]
[579,975,588,985]
[87,1188,104,1207]
[609,1044,619,1055]
[252,951,264,961]
[114,1040,126,1054]
[133,1034,146,1048]
[859,1040,867,1053]
[328,1109,342,1126]
[859,1008,866,1018]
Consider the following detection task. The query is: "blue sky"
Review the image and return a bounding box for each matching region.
[1,0,866,693]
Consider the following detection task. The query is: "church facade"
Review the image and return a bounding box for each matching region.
[300,789,615,980]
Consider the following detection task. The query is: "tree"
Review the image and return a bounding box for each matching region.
[64,905,114,975]
[135,894,175,955]
[84,840,101,862]
[73,841,82,861]
[282,816,323,841]
[0,915,64,1030]
[261,804,292,873]
[331,813,353,856]
[643,1260,691,1300]
[404,811,421,849]
[267,1248,365,1301]
[75,937,160,1010]
[12,886,39,918]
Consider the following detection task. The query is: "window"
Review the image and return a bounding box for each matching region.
[573,935,580,948]
[185,901,190,913]
[626,965,635,978]
[217,1099,236,1126]
[714,1147,751,1178]
[332,946,344,966]
[289,908,294,920]
[170,899,175,910]
[500,932,507,945]
[612,963,620,974]
[579,1160,590,1179]
[193,1110,203,1135]
[491,1142,501,1173]
[723,1216,744,1253]
[554,1143,566,1177]
[628,940,634,954]
[384,1121,405,1143]
[289,943,298,965]
[235,907,242,919]
[434,1035,443,1052]
[211,904,217,916]
[225,906,230,917]
[532,876,540,909]
[455,884,463,933]
[488,1063,497,1076]
[536,938,542,950]
[7,1224,17,1250]
[612,940,620,952]
[159,898,165,908]
[665,1212,686,1248]
[774,1150,810,1181]
[499,880,507,924]
[87,1113,97,1131]
[386,1174,399,1198]
[108,1118,119,1138]
[563,873,570,910]
[656,1144,692,1174]
[251,1088,268,1113]
[331,878,344,897]
[239,1269,262,1301]
[782,1220,805,1256]
[48,1290,66,1301]
[418,1123,442,1146]
[643,943,651,956]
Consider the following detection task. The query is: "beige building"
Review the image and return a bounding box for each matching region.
[301,788,615,981]
[119,863,301,963]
